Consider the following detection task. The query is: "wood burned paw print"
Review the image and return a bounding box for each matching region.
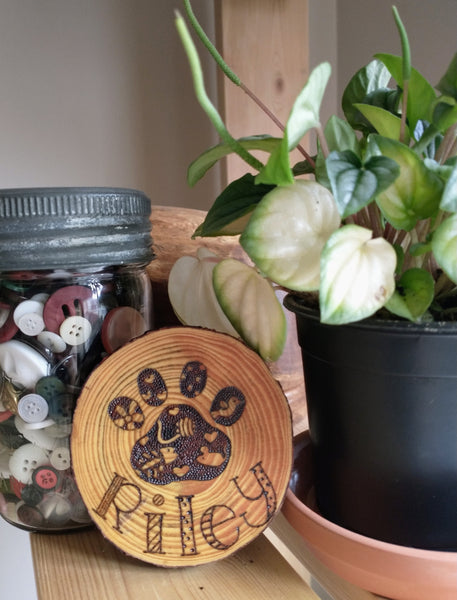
[107,361,246,485]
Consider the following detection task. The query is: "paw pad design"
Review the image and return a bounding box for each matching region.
[108,360,245,485]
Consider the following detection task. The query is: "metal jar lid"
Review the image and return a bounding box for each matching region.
[0,187,154,270]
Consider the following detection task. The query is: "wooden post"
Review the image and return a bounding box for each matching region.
[215,0,309,184]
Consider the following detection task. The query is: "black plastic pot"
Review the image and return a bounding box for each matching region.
[284,294,457,550]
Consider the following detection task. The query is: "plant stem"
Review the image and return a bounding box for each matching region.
[175,11,264,172]
[183,0,315,169]
[367,202,383,238]
[183,0,240,85]
[239,82,315,166]
[435,122,457,164]
[392,6,411,144]
[316,125,329,158]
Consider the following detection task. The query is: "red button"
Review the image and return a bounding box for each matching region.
[43,286,96,333]
[0,410,13,423]
[9,475,25,499]
[32,465,60,491]
[101,306,147,353]
[0,305,18,342]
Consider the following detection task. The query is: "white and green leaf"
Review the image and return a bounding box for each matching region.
[168,248,239,336]
[240,179,341,291]
[256,62,331,186]
[213,259,287,361]
[370,134,443,230]
[431,213,457,284]
[320,225,397,324]
[440,163,457,212]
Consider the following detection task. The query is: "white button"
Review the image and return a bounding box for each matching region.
[0,340,50,389]
[22,417,56,430]
[31,293,50,304]
[38,492,72,525]
[18,393,49,423]
[37,330,67,353]
[17,312,45,336]
[14,415,56,450]
[9,443,48,484]
[13,300,45,336]
[59,316,92,346]
[50,446,71,470]
[45,421,72,438]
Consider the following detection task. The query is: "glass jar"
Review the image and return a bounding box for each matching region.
[0,188,154,531]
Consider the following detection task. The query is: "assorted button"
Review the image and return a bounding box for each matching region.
[101,306,147,354]
[0,271,150,530]
[18,393,49,424]
[59,315,92,346]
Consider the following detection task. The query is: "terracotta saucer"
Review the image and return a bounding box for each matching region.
[282,432,457,600]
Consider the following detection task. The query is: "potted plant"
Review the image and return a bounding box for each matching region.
[169,1,457,550]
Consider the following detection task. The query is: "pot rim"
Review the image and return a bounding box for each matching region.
[284,293,457,335]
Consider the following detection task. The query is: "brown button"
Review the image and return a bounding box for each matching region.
[101,306,148,354]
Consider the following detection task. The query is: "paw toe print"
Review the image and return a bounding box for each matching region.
[108,361,245,485]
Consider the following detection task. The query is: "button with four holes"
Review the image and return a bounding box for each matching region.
[13,300,45,336]
[9,443,48,484]
[18,393,49,424]
[59,316,92,346]
[32,465,60,492]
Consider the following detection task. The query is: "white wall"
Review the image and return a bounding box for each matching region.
[0,0,220,210]
[0,1,454,211]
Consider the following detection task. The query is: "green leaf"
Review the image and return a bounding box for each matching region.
[315,115,361,187]
[326,150,400,218]
[256,62,331,186]
[240,179,340,291]
[440,163,457,212]
[432,213,457,284]
[213,259,287,361]
[342,59,392,130]
[385,268,435,321]
[255,136,295,186]
[193,173,275,237]
[287,62,332,150]
[436,52,457,100]
[370,134,443,230]
[409,241,432,257]
[188,136,281,186]
[292,157,316,177]
[432,96,457,133]
[374,53,437,132]
[353,103,409,142]
[320,225,397,324]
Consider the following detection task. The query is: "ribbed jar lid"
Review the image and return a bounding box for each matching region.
[0,187,154,270]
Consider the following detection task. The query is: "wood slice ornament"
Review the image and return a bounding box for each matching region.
[71,327,293,567]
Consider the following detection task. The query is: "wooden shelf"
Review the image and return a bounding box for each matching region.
[30,513,384,600]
